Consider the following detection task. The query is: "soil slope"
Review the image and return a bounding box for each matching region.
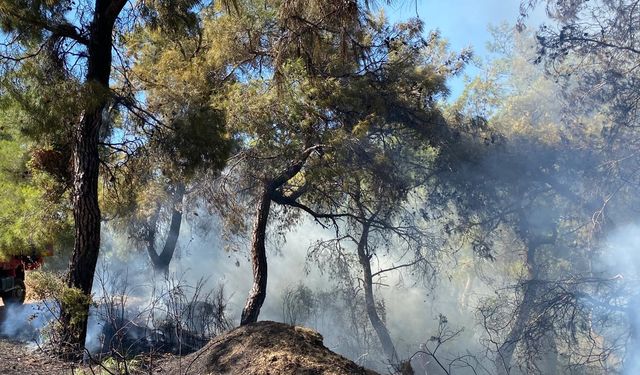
[158,321,380,375]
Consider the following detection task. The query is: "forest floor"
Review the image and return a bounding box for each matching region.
[0,303,381,375]
[0,302,140,375]
[0,339,71,375]
[0,304,73,375]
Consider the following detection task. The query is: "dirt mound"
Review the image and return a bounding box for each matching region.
[158,321,379,375]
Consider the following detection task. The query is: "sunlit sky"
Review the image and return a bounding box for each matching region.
[385,0,546,98]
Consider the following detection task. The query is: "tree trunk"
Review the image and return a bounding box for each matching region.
[537,328,558,374]
[145,207,160,268]
[238,146,317,326]
[496,239,541,375]
[60,0,126,357]
[147,183,185,272]
[625,294,640,374]
[495,206,561,375]
[240,185,272,325]
[495,276,537,375]
[61,105,102,356]
[357,221,399,365]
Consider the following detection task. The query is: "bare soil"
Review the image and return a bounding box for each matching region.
[0,304,75,374]
[0,339,74,375]
[157,321,380,375]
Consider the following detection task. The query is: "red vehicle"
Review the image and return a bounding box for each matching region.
[0,255,43,305]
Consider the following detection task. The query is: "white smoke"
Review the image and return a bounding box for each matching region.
[0,301,56,345]
[603,223,640,375]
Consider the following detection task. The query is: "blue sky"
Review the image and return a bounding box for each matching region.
[384,0,546,98]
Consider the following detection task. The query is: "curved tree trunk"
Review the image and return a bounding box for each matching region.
[495,206,560,375]
[60,0,126,357]
[147,183,185,272]
[495,273,538,375]
[239,145,319,326]
[496,233,550,374]
[241,185,272,325]
[238,145,319,326]
[145,208,160,268]
[357,221,399,365]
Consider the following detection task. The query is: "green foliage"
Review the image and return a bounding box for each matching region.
[0,0,75,42]
[28,270,93,352]
[0,42,80,259]
[0,94,72,258]
[140,0,202,36]
[158,107,229,180]
[282,283,316,325]
[59,284,93,328]
[29,270,93,313]
[99,357,143,375]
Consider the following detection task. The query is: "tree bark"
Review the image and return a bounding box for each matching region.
[145,207,160,268]
[239,145,318,326]
[147,183,185,272]
[495,207,560,375]
[495,273,538,375]
[538,328,559,374]
[357,221,399,365]
[496,236,544,375]
[240,185,272,325]
[60,0,126,356]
